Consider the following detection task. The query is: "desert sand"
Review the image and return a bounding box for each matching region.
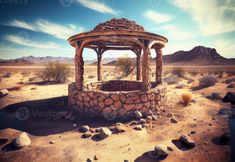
[0,65,233,162]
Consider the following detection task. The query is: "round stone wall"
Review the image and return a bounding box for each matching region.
[68,80,167,120]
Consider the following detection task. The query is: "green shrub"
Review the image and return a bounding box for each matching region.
[115,55,133,77]
[38,62,70,83]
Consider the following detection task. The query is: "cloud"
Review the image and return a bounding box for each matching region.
[170,0,235,36]
[5,19,83,39]
[160,25,192,40]
[5,34,63,49]
[211,39,235,58]
[77,0,118,15]
[143,10,173,23]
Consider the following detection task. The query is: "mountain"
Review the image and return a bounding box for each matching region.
[0,56,74,65]
[162,46,235,65]
[0,46,234,66]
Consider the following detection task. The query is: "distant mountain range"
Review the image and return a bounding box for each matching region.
[0,46,234,66]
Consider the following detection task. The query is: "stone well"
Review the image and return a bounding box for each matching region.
[67,18,168,120]
[68,80,167,120]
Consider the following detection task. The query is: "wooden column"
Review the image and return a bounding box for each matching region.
[97,53,102,81]
[132,48,141,81]
[155,45,164,83]
[75,45,84,91]
[142,41,151,91]
[95,47,105,81]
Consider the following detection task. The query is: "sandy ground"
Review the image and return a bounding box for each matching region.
[0,65,233,162]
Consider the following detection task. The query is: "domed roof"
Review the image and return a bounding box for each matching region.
[92,18,145,32]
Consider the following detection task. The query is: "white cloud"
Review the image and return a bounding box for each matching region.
[5,34,64,49]
[77,0,118,15]
[170,0,235,36]
[143,10,173,23]
[211,39,235,58]
[5,19,83,40]
[160,25,192,40]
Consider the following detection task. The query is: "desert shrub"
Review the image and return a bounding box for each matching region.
[225,78,235,84]
[163,76,179,84]
[115,55,133,77]
[88,74,96,79]
[38,62,70,83]
[3,72,12,78]
[198,76,217,88]
[172,67,184,77]
[181,93,193,105]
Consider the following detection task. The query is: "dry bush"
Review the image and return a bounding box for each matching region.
[163,76,179,84]
[172,67,184,77]
[225,78,235,84]
[115,55,133,77]
[37,62,70,83]
[181,93,193,105]
[198,76,217,88]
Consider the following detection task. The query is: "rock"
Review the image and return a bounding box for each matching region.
[104,98,113,106]
[134,110,142,119]
[153,144,169,157]
[94,155,98,160]
[134,125,142,130]
[211,92,222,100]
[220,132,230,144]
[129,121,138,125]
[152,115,157,120]
[179,135,195,147]
[99,127,112,139]
[170,117,178,123]
[0,89,9,98]
[87,158,92,162]
[80,125,90,132]
[13,132,31,149]
[139,118,147,124]
[146,116,152,121]
[49,140,55,144]
[83,131,92,138]
[222,92,235,105]
[115,123,126,132]
[175,84,185,89]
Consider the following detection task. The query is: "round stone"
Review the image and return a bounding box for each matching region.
[123,104,134,110]
[13,132,31,149]
[104,98,114,106]
[134,110,142,119]
[80,125,90,132]
[111,94,120,101]
[99,127,112,139]
[141,95,148,102]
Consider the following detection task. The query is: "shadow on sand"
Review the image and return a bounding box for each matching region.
[0,96,122,137]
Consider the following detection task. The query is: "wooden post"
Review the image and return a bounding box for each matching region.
[97,53,102,81]
[155,45,163,83]
[132,48,141,81]
[95,47,105,81]
[75,45,84,91]
[142,41,151,91]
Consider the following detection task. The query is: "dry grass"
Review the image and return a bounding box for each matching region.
[181,93,193,105]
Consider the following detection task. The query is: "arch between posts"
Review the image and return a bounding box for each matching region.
[74,36,145,91]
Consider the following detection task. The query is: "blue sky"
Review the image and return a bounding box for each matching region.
[0,0,235,60]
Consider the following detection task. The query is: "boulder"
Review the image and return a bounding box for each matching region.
[115,123,126,132]
[179,135,195,147]
[83,131,92,138]
[134,110,142,119]
[154,144,169,157]
[170,117,178,123]
[139,118,147,124]
[222,92,235,105]
[80,125,90,132]
[0,89,9,98]
[134,125,142,130]
[13,132,31,149]
[99,127,112,139]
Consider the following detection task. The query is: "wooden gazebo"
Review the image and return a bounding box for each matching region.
[68,18,168,91]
